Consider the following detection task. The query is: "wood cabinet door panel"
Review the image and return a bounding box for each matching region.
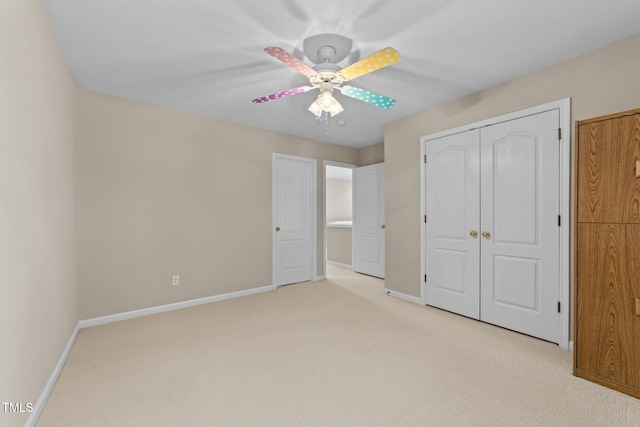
[576,223,640,390]
[577,114,640,223]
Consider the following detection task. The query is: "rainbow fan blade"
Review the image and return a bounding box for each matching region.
[339,86,396,109]
[337,47,401,81]
[252,86,313,104]
[264,47,317,78]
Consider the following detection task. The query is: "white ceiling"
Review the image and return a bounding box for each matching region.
[41,0,640,149]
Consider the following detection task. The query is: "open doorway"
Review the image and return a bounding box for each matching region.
[324,161,356,279]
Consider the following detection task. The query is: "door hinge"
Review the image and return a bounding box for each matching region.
[424,154,427,164]
[557,301,561,313]
[424,214,427,223]
[424,274,427,282]
[558,128,562,141]
[557,215,561,227]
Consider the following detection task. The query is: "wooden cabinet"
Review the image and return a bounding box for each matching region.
[575,108,640,399]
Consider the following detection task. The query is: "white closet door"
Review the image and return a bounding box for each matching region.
[425,130,481,319]
[423,109,561,343]
[354,163,385,278]
[479,110,560,343]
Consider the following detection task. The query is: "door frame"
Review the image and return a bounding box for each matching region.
[272,153,317,289]
[323,160,358,275]
[419,98,571,350]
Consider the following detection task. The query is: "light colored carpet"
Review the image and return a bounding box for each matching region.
[38,265,640,426]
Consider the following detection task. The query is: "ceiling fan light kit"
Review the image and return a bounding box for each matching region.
[309,89,344,118]
[252,33,401,125]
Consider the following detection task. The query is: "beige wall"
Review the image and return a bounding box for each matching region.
[77,89,360,318]
[359,142,384,166]
[384,32,640,299]
[327,227,352,266]
[0,1,78,425]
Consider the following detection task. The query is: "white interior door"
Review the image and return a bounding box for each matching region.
[423,109,560,343]
[354,163,385,278]
[479,111,560,343]
[273,154,314,287]
[425,130,481,319]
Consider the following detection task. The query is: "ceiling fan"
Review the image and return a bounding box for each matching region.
[252,34,401,121]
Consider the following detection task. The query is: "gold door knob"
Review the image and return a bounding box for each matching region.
[469,230,478,238]
[381,224,385,229]
[482,230,491,239]
[275,226,280,232]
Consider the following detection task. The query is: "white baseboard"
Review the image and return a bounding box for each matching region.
[568,341,574,352]
[25,323,81,427]
[79,285,273,328]
[327,261,353,270]
[384,288,423,304]
[313,275,326,281]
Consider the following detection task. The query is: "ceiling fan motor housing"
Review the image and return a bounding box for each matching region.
[303,33,353,64]
[317,45,336,62]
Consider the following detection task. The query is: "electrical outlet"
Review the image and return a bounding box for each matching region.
[172,275,180,286]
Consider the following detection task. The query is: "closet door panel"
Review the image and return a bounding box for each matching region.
[479,110,560,343]
[577,113,640,223]
[576,223,640,394]
[425,130,481,319]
